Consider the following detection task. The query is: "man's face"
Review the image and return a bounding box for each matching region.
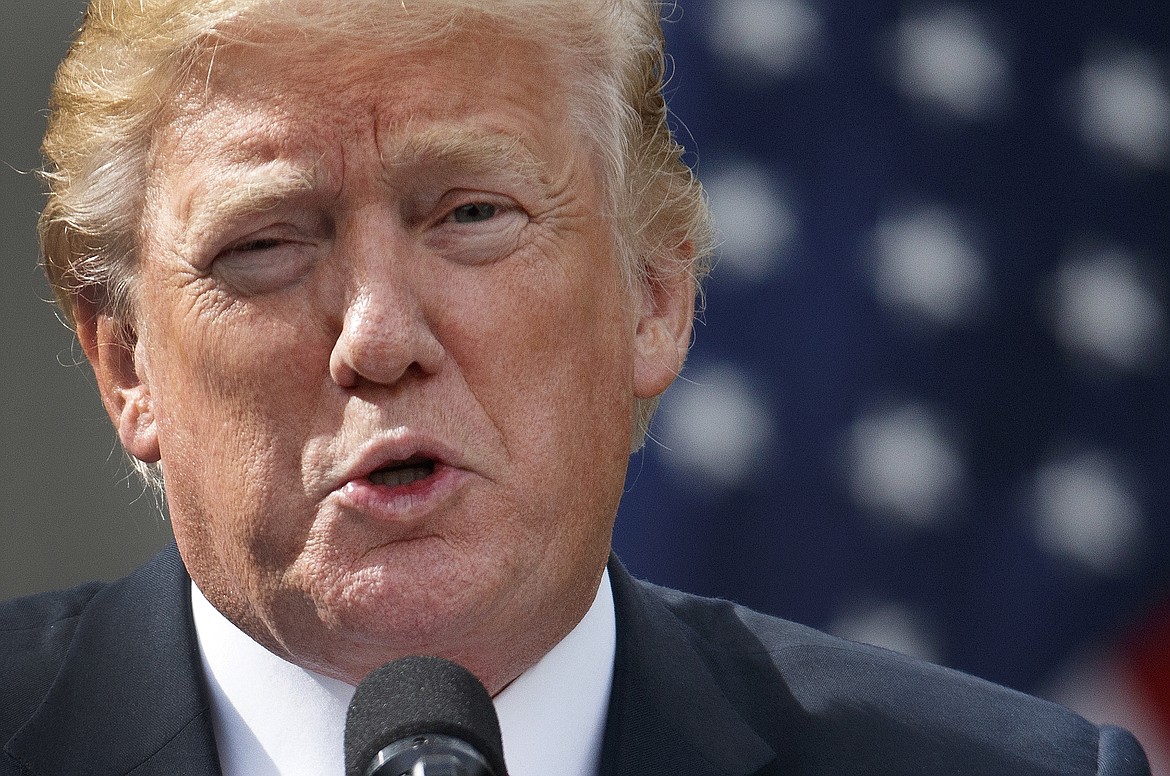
[88,29,690,688]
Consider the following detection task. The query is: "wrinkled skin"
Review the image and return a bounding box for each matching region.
[77,30,693,692]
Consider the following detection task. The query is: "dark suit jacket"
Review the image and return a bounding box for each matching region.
[0,545,1151,775]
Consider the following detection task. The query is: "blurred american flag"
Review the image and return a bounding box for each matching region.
[613,0,1170,768]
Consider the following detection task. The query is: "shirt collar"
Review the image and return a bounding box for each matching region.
[192,570,616,776]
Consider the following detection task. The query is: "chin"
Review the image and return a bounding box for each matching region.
[305,553,504,647]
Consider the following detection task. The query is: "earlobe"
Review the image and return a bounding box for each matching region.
[632,243,697,400]
[73,297,162,464]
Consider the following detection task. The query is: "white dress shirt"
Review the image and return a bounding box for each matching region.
[192,571,616,776]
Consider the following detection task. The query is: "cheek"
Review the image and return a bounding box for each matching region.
[141,293,332,525]
[455,254,629,373]
[440,256,635,480]
[153,279,330,396]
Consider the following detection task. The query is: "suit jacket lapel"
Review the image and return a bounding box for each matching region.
[598,558,777,776]
[7,548,783,776]
[6,544,221,776]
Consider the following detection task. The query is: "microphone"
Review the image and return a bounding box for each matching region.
[344,655,509,776]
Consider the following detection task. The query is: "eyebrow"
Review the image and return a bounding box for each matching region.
[377,124,549,184]
[177,160,319,253]
[174,126,550,254]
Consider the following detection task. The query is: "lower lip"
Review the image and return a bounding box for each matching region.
[336,463,467,519]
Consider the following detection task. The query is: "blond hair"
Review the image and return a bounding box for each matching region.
[40,0,714,465]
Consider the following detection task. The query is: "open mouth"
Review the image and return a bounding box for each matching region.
[367,456,436,488]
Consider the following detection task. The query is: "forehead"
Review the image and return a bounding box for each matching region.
[153,28,576,182]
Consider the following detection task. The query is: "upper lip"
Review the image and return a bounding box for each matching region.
[339,430,464,487]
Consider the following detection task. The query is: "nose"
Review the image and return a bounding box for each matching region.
[329,260,446,390]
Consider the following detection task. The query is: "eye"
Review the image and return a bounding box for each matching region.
[229,236,285,252]
[427,196,525,266]
[211,227,320,295]
[450,202,498,223]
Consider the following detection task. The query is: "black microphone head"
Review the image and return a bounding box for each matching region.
[344,655,507,776]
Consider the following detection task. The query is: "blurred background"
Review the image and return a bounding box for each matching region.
[2,0,1168,769]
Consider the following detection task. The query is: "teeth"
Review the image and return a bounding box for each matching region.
[369,461,434,488]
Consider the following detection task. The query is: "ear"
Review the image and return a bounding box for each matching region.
[633,243,697,400]
[73,296,161,464]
